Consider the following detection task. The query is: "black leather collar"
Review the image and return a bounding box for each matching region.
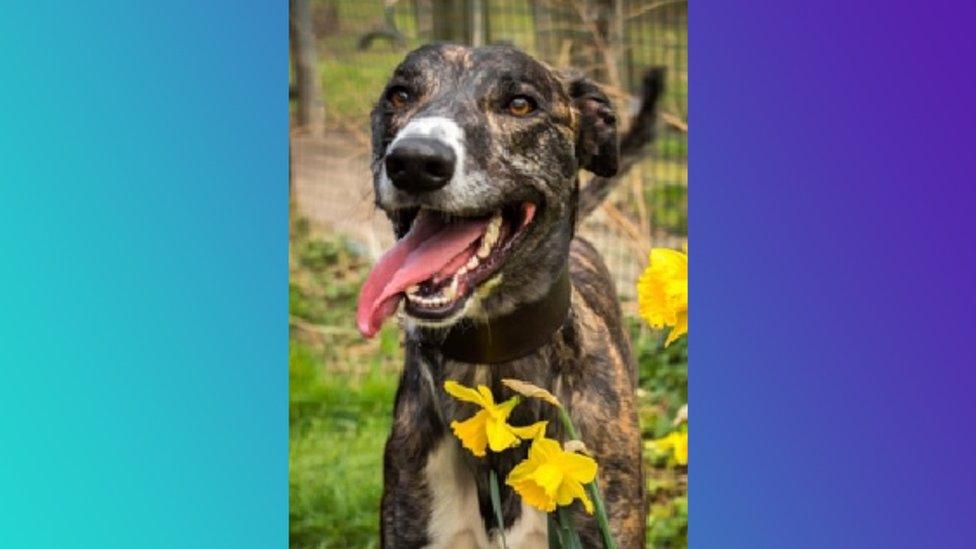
[440,266,571,364]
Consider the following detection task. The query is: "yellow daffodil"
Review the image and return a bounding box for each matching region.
[444,380,548,457]
[506,436,598,514]
[637,247,688,346]
[651,430,688,466]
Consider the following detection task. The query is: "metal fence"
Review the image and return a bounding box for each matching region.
[291,0,687,302]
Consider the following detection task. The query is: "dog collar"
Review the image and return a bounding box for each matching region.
[440,266,571,364]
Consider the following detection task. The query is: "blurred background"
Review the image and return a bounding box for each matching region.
[289,0,688,546]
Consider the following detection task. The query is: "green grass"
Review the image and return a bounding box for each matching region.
[289,227,398,547]
[290,342,396,548]
[319,50,407,124]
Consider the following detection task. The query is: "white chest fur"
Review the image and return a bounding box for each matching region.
[424,439,548,548]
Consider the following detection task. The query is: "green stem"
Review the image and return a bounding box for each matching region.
[557,506,584,549]
[556,406,617,549]
[548,513,562,548]
[489,469,509,549]
[586,480,616,549]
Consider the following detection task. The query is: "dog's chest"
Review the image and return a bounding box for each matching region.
[423,439,547,548]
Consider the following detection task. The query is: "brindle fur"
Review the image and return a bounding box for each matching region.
[371,44,662,548]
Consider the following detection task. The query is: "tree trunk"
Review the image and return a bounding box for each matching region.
[289,0,324,131]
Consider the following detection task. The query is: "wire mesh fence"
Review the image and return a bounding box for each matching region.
[291,0,687,303]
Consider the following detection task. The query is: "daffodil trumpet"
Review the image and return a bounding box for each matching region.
[637,247,687,347]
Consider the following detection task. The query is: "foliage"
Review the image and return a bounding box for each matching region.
[633,318,688,548]
[645,183,688,235]
[647,495,688,549]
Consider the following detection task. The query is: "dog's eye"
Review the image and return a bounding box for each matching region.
[387,87,411,109]
[506,96,537,117]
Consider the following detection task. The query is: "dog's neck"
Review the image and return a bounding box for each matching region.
[418,265,572,364]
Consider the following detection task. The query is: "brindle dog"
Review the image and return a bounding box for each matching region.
[358,43,662,548]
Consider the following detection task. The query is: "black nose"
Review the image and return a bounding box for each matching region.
[385,137,456,192]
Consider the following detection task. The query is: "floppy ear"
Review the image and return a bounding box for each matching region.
[568,76,619,177]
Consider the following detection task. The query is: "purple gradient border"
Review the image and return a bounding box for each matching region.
[692,1,976,546]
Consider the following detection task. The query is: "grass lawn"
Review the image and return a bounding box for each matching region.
[290,341,394,548]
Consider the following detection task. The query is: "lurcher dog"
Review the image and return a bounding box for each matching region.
[355,43,663,548]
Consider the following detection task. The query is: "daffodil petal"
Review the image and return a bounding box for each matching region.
[529,436,563,462]
[665,321,687,346]
[555,478,593,514]
[485,417,519,452]
[506,456,538,485]
[450,410,490,457]
[477,385,496,407]
[672,431,688,465]
[509,420,548,441]
[558,451,598,484]
[444,380,488,407]
[493,396,520,420]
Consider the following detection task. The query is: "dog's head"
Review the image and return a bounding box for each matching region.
[356,44,618,337]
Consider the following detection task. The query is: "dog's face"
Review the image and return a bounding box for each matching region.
[363,44,618,334]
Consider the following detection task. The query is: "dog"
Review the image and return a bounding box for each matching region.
[355,43,662,548]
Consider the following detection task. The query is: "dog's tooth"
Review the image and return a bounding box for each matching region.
[465,255,480,270]
[477,231,494,258]
[489,211,502,231]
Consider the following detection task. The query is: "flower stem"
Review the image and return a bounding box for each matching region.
[547,513,561,548]
[557,506,584,549]
[556,406,617,549]
[489,469,509,549]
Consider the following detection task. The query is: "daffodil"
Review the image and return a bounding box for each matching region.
[444,380,547,457]
[637,247,687,346]
[506,436,599,513]
[651,430,688,466]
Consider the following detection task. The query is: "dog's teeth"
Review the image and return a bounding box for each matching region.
[465,256,480,270]
[488,211,503,232]
[476,211,504,259]
[477,234,493,258]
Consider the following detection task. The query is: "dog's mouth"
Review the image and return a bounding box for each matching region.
[356,202,537,337]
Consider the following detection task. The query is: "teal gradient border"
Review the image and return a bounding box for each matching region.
[0,2,286,547]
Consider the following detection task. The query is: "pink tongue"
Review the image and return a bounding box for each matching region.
[356,212,490,337]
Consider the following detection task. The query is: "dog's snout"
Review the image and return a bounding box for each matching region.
[385,137,455,192]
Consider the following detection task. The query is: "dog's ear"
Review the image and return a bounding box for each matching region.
[567,75,619,177]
